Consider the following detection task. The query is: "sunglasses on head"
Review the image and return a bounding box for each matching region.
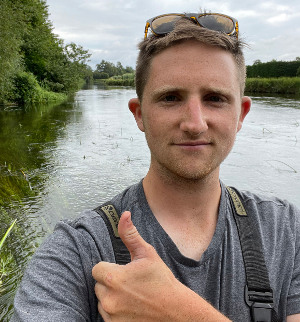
[144,13,239,39]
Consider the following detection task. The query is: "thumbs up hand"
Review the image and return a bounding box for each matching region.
[92,211,182,321]
[92,211,230,321]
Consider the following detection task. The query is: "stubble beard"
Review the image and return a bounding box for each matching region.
[148,136,235,186]
[153,153,220,186]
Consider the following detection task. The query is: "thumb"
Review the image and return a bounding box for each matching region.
[118,211,153,261]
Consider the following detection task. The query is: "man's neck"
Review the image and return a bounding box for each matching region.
[143,164,221,219]
[142,165,222,260]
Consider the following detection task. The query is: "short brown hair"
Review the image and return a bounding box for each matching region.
[135,17,247,100]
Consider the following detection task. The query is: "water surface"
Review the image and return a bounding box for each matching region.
[0,85,299,320]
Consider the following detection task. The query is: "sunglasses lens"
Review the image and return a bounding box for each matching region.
[198,14,235,34]
[151,15,182,35]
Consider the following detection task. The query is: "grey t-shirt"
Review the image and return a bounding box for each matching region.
[12,181,300,321]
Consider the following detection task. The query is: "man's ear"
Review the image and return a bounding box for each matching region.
[237,96,251,132]
[128,98,145,132]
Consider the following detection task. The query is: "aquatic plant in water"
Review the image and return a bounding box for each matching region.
[0,219,16,251]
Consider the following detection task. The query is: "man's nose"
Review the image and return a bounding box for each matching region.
[179,98,208,135]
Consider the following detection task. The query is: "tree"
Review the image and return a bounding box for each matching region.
[0,0,92,104]
[0,0,23,103]
[125,66,135,74]
[96,60,117,77]
[93,71,109,79]
[116,62,125,75]
[64,43,91,65]
[95,60,135,78]
[253,59,262,65]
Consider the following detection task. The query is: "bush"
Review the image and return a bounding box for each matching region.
[13,72,67,104]
[93,71,109,79]
[122,73,135,80]
[40,79,65,92]
[13,72,39,103]
[105,78,135,86]
[245,77,300,94]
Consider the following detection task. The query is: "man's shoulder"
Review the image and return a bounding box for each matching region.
[236,188,298,213]
[229,186,300,233]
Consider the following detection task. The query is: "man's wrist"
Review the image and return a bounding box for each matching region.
[169,283,232,322]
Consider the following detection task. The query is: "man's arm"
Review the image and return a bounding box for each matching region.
[12,221,95,321]
[92,211,231,321]
[287,315,300,322]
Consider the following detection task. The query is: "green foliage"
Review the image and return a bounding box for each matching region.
[245,77,300,94]
[253,59,262,65]
[95,60,134,78]
[247,60,300,78]
[0,174,40,320]
[0,221,16,251]
[122,73,135,80]
[93,71,109,79]
[105,79,135,86]
[13,72,67,104]
[0,203,41,321]
[93,60,135,85]
[0,0,23,103]
[297,67,300,77]
[105,73,135,86]
[83,65,94,84]
[0,0,91,105]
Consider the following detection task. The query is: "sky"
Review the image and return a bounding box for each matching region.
[46,0,300,70]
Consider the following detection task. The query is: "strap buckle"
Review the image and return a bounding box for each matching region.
[245,286,274,322]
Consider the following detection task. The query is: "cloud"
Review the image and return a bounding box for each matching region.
[46,0,300,68]
[267,13,290,24]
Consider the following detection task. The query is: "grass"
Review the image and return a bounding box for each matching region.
[0,167,43,320]
[245,77,300,95]
[0,219,17,292]
[0,220,16,251]
[104,73,135,87]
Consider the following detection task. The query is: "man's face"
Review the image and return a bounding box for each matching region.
[129,40,251,182]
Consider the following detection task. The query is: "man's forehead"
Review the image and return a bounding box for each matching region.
[149,42,237,77]
[145,40,241,94]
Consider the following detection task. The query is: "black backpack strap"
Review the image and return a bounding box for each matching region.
[94,202,131,265]
[226,186,280,322]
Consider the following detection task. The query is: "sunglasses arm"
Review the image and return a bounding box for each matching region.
[235,22,239,39]
[144,22,150,39]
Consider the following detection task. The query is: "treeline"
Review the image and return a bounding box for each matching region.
[245,58,300,95]
[93,58,300,92]
[0,0,92,105]
[247,59,300,78]
[93,60,135,86]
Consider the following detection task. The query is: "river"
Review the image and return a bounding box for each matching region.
[0,84,300,320]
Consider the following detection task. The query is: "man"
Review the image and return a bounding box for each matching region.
[13,12,300,321]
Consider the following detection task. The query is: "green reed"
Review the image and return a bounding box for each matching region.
[0,168,43,321]
[245,77,300,95]
[0,220,16,251]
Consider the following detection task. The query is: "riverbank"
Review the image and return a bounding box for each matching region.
[96,77,300,96]
[245,77,300,95]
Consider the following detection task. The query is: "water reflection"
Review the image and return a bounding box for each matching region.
[0,101,83,320]
[0,85,299,320]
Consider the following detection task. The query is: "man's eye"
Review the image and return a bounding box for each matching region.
[164,95,178,102]
[208,96,222,102]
